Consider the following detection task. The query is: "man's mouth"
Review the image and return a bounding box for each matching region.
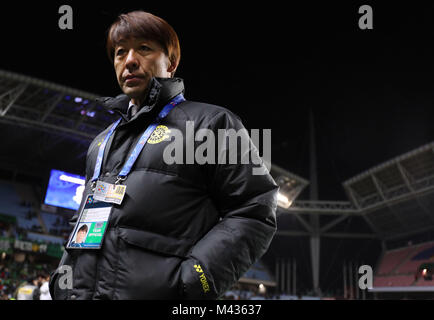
[124,74,145,85]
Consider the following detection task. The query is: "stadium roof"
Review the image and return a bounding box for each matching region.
[343,142,434,241]
[0,69,117,141]
[273,142,434,243]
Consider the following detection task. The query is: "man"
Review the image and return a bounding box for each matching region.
[16,276,40,300]
[69,224,88,247]
[50,10,278,300]
[39,273,52,300]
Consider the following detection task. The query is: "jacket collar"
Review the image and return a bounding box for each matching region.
[95,77,185,118]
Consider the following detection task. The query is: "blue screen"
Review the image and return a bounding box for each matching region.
[44,169,86,210]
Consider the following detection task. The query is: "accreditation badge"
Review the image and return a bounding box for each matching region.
[66,194,112,249]
[93,180,126,205]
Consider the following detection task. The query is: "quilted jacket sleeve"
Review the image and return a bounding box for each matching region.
[180,110,279,299]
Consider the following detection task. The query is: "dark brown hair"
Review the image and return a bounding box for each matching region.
[106,11,181,75]
[78,224,88,232]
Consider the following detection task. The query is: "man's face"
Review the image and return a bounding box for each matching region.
[76,229,87,243]
[114,37,173,103]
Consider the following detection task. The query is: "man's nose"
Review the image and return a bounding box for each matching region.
[125,49,139,71]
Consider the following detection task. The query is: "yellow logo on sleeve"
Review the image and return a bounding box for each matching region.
[193,264,210,293]
[148,125,171,144]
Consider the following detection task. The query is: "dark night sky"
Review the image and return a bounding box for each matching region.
[2,2,434,201]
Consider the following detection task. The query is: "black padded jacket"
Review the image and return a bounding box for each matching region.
[49,77,278,300]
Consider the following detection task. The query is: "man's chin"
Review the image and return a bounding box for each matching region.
[123,87,147,98]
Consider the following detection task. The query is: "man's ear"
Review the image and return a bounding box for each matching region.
[167,59,178,77]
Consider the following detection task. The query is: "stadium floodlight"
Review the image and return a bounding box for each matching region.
[276,177,297,209]
[277,192,291,208]
[269,164,309,210]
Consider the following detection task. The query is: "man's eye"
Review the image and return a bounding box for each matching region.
[139,45,151,51]
[116,49,125,56]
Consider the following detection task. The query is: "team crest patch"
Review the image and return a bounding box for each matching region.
[148,125,171,144]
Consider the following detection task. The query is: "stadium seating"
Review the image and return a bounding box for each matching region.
[413,277,434,287]
[374,275,415,287]
[395,241,434,274]
[0,180,68,243]
[376,246,414,275]
[374,240,434,288]
[0,181,41,231]
[40,212,61,233]
[26,232,64,245]
[242,261,274,282]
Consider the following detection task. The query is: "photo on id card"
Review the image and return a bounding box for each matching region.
[66,194,112,249]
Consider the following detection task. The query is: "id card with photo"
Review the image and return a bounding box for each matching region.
[66,194,112,249]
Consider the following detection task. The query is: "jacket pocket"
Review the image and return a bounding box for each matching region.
[115,226,193,299]
[117,226,193,258]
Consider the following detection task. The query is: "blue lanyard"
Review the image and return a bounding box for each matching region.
[91,94,185,184]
